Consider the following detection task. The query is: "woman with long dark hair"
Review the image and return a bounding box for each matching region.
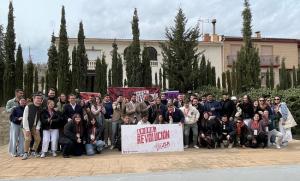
[85,115,105,155]
[59,114,86,158]
[247,113,267,148]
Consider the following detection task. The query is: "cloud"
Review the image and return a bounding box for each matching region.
[0,0,300,62]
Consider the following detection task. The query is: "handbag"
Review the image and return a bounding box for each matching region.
[283,109,297,129]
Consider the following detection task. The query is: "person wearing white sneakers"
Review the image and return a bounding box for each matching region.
[180,99,200,149]
[40,100,62,158]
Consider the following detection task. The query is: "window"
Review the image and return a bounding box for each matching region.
[144,47,157,60]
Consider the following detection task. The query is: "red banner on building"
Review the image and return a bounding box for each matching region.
[107,87,160,101]
[80,92,101,101]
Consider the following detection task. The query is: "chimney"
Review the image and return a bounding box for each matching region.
[203,33,210,42]
[255,31,261,39]
[211,19,216,35]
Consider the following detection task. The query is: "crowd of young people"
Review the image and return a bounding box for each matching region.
[6,88,296,160]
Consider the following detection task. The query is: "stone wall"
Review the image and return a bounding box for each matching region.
[0,108,10,146]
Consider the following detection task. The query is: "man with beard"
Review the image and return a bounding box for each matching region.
[220,92,236,121]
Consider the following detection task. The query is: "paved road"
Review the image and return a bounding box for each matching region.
[1,164,299,181]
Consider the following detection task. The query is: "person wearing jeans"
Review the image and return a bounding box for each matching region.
[111,95,125,149]
[103,95,113,148]
[85,116,105,155]
[22,93,43,160]
[9,97,26,157]
[40,100,62,158]
[180,100,200,149]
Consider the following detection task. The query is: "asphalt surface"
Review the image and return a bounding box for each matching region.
[2,164,299,181]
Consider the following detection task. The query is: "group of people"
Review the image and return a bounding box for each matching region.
[6,88,296,160]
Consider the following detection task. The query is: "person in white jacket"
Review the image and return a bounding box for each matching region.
[180,99,200,149]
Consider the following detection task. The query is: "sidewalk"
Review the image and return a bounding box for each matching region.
[1,140,300,180]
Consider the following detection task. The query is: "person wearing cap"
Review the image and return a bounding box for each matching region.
[22,93,43,160]
[219,115,236,148]
[180,99,200,149]
[137,112,151,125]
[220,92,236,121]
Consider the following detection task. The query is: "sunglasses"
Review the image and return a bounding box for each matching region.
[274,99,280,100]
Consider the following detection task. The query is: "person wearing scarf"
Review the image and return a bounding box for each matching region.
[59,114,86,158]
[40,100,62,158]
[247,113,266,148]
[235,117,251,148]
[85,115,105,156]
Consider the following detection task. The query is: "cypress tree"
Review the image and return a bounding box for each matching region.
[117,54,123,87]
[292,66,296,87]
[161,8,200,92]
[226,70,232,95]
[266,69,270,88]
[4,2,16,100]
[15,44,24,89]
[100,55,107,94]
[279,58,287,89]
[111,40,119,86]
[142,47,152,87]
[34,66,39,92]
[41,76,45,93]
[287,71,292,89]
[236,0,260,93]
[192,58,199,89]
[206,61,212,86]
[25,60,34,97]
[222,72,226,90]
[159,68,162,89]
[71,46,80,90]
[162,68,166,90]
[0,25,5,105]
[77,21,88,91]
[108,69,112,87]
[45,71,49,94]
[211,67,216,87]
[270,63,274,89]
[47,33,58,90]
[57,6,71,94]
[217,77,221,89]
[199,55,207,86]
[231,62,237,94]
[125,8,142,87]
[95,57,101,93]
[155,72,158,86]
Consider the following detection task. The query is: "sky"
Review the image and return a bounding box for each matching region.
[0,0,300,63]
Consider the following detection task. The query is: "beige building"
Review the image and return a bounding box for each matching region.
[66,37,223,91]
[223,32,300,87]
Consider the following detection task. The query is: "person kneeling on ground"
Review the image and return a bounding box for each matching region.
[260,110,283,149]
[198,112,220,149]
[59,114,86,158]
[85,115,105,155]
[235,117,251,148]
[115,114,133,151]
[247,113,267,148]
[219,115,235,148]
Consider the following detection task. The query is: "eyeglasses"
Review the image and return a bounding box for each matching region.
[274,99,280,100]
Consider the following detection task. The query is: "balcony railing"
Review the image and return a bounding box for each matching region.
[227,55,280,67]
[87,60,96,70]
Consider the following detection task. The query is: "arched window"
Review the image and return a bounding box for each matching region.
[144,47,157,60]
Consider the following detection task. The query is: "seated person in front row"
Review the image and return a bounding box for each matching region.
[219,115,236,149]
[153,114,166,124]
[198,112,221,149]
[235,117,251,148]
[247,113,268,148]
[59,113,86,158]
[85,115,105,155]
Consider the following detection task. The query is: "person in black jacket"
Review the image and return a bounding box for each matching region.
[219,115,236,148]
[63,94,83,124]
[59,113,86,158]
[85,115,105,155]
[165,103,185,124]
[151,97,167,123]
[235,117,251,148]
[220,93,236,120]
[40,100,62,158]
[198,112,221,149]
[115,114,133,151]
[9,97,26,157]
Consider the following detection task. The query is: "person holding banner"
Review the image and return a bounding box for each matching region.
[166,103,185,124]
[115,114,133,151]
[180,100,200,149]
[151,97,167,123]
[154,114,167,124]
[111,95,125,150]
[137,112,151,125]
